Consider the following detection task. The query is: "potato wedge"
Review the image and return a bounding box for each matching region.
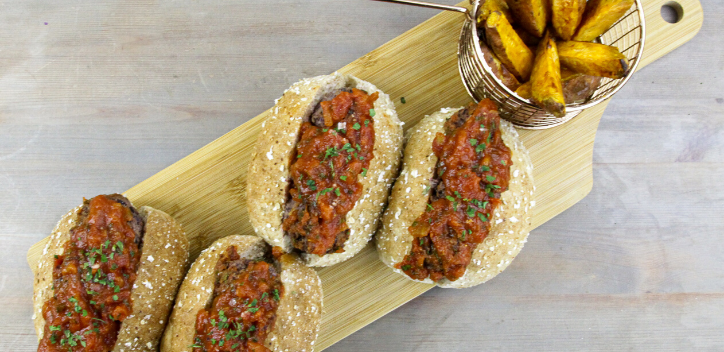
[558,41,629,78]
[485,11,534,81]
[561,68,601,103]
[477,0,513,25]
[551,0,586,40]
[515,81,532,99]
[530,32,565,117]
[514,26,541,47]
[480,41,521,90]
[506,0,549,37]
[573,0,634,42]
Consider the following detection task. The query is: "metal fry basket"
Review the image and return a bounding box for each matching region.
[373,0,647,129]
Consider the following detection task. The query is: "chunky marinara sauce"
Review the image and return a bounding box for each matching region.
[193,246,284,352]
[282,88,377,256]
[38,194,144,352]
[398,99,512,282]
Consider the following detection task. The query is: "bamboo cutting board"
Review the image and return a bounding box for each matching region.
[26,0,703,350]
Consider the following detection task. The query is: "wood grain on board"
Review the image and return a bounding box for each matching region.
[25,0,703,350]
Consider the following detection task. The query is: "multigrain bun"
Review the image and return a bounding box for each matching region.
[32,200,189,351]
[376,106,535,288]
[247,73,403,267]
[160,235,323,352]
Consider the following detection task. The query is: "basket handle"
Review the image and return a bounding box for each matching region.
[370,0,470,15]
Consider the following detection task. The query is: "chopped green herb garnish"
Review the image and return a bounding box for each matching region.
[426,204,434,211]
[401,265,411,271]
[469,139,478,146]
[112,295,118,301]
[369,108,376,117]
[466,206,476,218]
[306,179,317,191]
[353,122,361,130]
[334,188,341,196]
[401,97,406,104]
[475,143,486,153]
[486,175,496,182]
[361,168,368,177]
[477,213,488,222]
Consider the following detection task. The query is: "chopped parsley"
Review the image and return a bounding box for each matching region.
[401,97,406,104]
[353,122,361,130]
[361,168,368,177]
[401,265,411,271]
[369,108,376,117]
[466,206,476,218]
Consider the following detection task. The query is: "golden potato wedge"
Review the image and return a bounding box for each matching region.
[530,32,565,117]
[506,0,549,37]
[573,0,634,42]
[551,0,586,40]
[558,40,629,78]
[514,26,541,47]
[515,81,532,100]
[561,68,601,103]
[480,41,521,90]
[477,0,513,25]
[485,11,534,81]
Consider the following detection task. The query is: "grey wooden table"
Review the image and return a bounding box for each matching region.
[2,0,722,351]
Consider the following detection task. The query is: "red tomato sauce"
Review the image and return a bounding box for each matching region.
[192,246,284,352]
[38,195,143,352]
[282,88,377,255]
[398,99,512,282]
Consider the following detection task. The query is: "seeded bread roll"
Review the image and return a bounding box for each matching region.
[160,235,323,352]
[247,73,403,267]
[32,202,189,351]
[376,107,535,288]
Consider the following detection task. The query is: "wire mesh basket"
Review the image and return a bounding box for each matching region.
[459,0,646,129]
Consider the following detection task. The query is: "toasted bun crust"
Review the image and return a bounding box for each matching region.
[247,73,403,267]
[32,203,190,351]
[376,107,535,288]
[160,235,323,352]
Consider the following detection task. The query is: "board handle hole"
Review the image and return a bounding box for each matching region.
[661,1,684,23]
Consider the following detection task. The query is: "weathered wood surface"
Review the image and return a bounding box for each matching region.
[3,0,722,351]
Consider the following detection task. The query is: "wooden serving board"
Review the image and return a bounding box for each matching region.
[27,0,703,350]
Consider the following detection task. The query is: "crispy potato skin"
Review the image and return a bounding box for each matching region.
[477,0,513,25]
[514,26,541,47]
[561,68,601,103]
[573,0,634,42]
[530,32,565,117]
[558,40,629,79]
[506,0,549,37]
[551,0,586,40]
[485,11,534,81]
[480,41,521,90]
